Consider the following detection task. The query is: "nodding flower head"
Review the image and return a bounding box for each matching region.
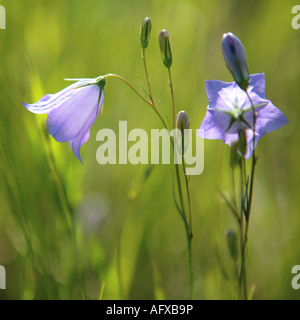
[22,77,106,163]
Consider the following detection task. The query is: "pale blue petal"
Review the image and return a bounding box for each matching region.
[46,84,100,142]
[255,101,289,137]
[69,91,105,163]
[22,79,93,114]
[248,73,266,99]
[198,109,231,139]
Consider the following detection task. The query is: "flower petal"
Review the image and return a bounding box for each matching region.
[46,84,100,142]
[248,73,266,99]
[198,108,231,139]
[255,101,289,137]
[22,79,93,114]
[69,91,105,163]
[205,80,232,110]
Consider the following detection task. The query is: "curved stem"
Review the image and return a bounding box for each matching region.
[168,68,175,127]
[105,73,152,106]
[142,49,153,102]
[104,73,169,130]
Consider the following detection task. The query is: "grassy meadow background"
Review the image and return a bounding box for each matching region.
[0,0,299,300]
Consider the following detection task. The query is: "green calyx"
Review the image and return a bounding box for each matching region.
[215,101,266,133]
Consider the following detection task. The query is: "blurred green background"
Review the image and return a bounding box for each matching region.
[0,0,299,300]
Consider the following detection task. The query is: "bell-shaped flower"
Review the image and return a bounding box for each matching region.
[198,73,289,159]
[22,77,106,163]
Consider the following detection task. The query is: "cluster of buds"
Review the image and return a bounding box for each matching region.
[140,17,173,69]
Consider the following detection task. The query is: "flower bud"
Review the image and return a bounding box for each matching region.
[222,32,250,91]
[175,111,190,154]
[140,17,152,49]
[159,29,172,68]
[226,230,238,261]
[175,110,190,132]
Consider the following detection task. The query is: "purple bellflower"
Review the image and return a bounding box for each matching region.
[22,77,106,163]
[198,73,289,159]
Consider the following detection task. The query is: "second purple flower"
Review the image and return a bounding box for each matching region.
[197,73,289,159]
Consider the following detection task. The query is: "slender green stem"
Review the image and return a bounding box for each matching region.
[187,231,194,299]
[231,167,239,220]
[109,63,194,299]
[237,90,258,300]
[142,49,153,102]
[167,68,175,127]
[182,150,193,237]
[245,90,257,222]
[104,73,169,130]
[182,155,194,300]
[175,163,194,299]
[141,51,169,130]
[105,73,152,106]
[167,67,193,299]
[238,159,246,300]
[240,158,248,300]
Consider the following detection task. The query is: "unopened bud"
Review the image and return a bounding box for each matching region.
[175,110,190,132]
[222,32,250,91]
[140,17,152,49]
[175,111,190,154]
[159,29,172,68]
[226,230,238,261]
